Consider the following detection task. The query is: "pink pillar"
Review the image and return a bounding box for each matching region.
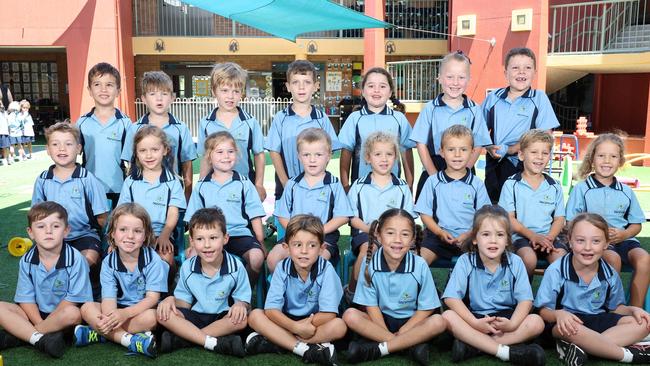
[363,0,385,72]
[645,79,650,166]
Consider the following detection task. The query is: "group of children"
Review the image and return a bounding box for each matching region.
[0,47,648,366]
[0,99,35,165]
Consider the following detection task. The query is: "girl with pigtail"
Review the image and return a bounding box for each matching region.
[342,208,447,365]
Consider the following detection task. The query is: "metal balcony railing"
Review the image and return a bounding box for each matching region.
[134,0,448,39]
[387,59,441,102]
[549,0,649,54]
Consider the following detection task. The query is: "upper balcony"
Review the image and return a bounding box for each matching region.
[133,0,449,39]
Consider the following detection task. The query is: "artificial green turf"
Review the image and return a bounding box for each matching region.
[0,147,646,365]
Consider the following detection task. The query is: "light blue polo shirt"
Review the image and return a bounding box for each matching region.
[100,247,169,306]
[117,168,186,235]
[265,257,342,317]
[410,94,491,161]
[174,252,251,314]
[354,247,441,319]
[348,173,417,226]
[442,252,532,315]
[198,107,264,178]
[75,108,132,193]
[534,253,624,315]
[566,175,645,236]
[15,244,93,313]
[185,171,265,237]
[32,164,109,241]
[275,171,353,224]
[337,105,415,181]
[264,105,342,179]
[498,173,565,240]
[120,113,197,176]
[482,88,559,166]
[415,170,491,238]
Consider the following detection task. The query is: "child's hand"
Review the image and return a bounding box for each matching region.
[102,308,129,331]
[630,307,650,330]
[486,145,502,159]
[454,232,470,247]
[491,317,516,333]
[156,235,174,255]
[157,296,179,321]
[608,228,624,244]
[96,314,114,334]
[437,230,455,245]
[255,184,267,202]
[227,301,248,325]
[530,234,553,253]
[293,314,317,340]
[555,310,583,336]
[472,316,498,334]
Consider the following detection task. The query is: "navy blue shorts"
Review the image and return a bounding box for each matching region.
[66,236,102,254]
[284,313,309,322]
[225,236,263,258]
[422,229,463,260]
[576,312,624,333]
[8,136,21,145]
[106,193,120,211]
[40,311,50,320]
[278,231,340,261]
[471,309,515,320]
[22,136,34,144]
[382,313,410,334]
[178,308,228,329]
[513,237,569,253]
[608,239,642,267]
[351,232,370,256]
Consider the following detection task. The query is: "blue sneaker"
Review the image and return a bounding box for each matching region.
[73,325,105,346]
[128,333,157,358]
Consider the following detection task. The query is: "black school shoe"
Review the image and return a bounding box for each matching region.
[159,330,192,353]
[510,343,545,366]
[0,329,22,350]
[213,335,245,358]
[451,338,483,362]
[556,339,587,366]
[627,343,650,364]
[302,343,338,366]
[407,342,430,366]
[245,332,282,355]
[34,331,66,358]
[347,340,381,363]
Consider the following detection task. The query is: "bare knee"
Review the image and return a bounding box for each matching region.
[83,250,100,267]
[59,305,82,326]
[425,314,447,332]
[245,249,265,272]
[343,308,363,328]
[138,310,158,330]
[523,314,545,334]
[248,309,265,328]
[603,250,622,272]
[326,318,348,340]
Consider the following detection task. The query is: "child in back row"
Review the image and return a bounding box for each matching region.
[185,131,266,286]
[247,214,346,366]
[19,100,35,159]
[415,124,491,266]
[157,208,250,357]
[7,101,25,161]
[535,213,650,365]
[442,205,545,365]
[338,67,415,191]
[346,131,416,299]
[75,203,168,358]
[0,202,93,358]
[499,129,567,276]
[268,127,352,272]
[566,133,650,308]
[198,62,266,200]
[410,51,491,200]
[343,208,447,365]
[121,71,197,201]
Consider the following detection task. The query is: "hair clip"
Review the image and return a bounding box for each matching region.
[455,50,472,64]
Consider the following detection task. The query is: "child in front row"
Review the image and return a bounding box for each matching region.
[247,215,346,366]
[268,127,352,272]
[343,208,447,365]
[157,207,250,357]
[346,131,416,299]
[415,124,491,265]
[0,202,93,358]
[535,213,650,365]
[566,133,650,308]
[498,129,567,276]
[442,204,545,365]
[74,203,168,358]
[185,131,266,286]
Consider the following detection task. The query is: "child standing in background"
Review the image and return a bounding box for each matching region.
[19,100,34,159]
[7,101,25,161]
[0,104,10,165]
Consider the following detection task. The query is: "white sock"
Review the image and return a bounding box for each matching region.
[496,344,510,361]
[120,333,133,347]
[378,341,389,356]
[293,341,309,356]
[620,347,634,363]
[29,332,43,345]
[204,335,218,351]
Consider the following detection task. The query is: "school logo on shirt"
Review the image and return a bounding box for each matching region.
[154,195,166,206]
[52,278,66,295]
[136,276,146,295]
[614,203,627,215]
[539,194,554,205]
[70,186,82,199]
[226,192,240,203]
[387,198,398,208]
[592,290,602,303]
[462,193,473,207]
[215,290,227,301]
[317,190,328,202]
[398,292,415,305]
[107,130,121,142]
[307,288,318,302]
[499,279,510,291]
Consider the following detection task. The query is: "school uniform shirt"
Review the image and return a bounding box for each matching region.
[100,247,169,306]
[14,244,93,313]
[120,113,197,176]
[354,247,441,319]
[197,107,264,178]
[19,112,34,137]
[185,171,265,237]
[410,94,491,157]
[117,168,186,236]
[566,175,645,239]
[0,111,8,135]
[174,252,251,314]
[76,108,133,193]
[265,257,342,317]
[481,88,559,166]
[264,105,342,179]
[534,253,625,315]
[498,172,564,240]
[337,105,415,181]
[275,171,353,224]
[442,252,532,315]
[7,112,22,138]
[415,169,491,238]
[32,164,109,241]
[348,173,417,225]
